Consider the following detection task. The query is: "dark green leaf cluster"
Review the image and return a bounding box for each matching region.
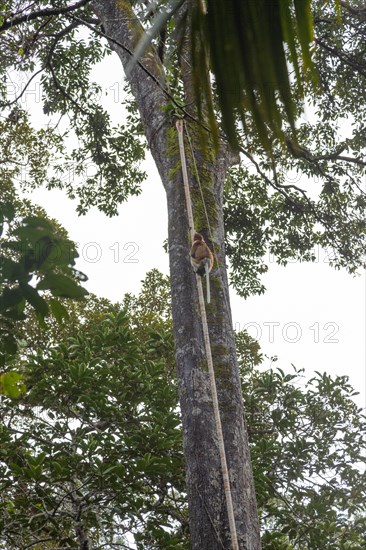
[0,196,87,386]
[0,304,186,549]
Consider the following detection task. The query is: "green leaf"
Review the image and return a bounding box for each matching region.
[0,287,24,310]
[0,201,15,223]
[20,282,49,318]
[49,298,69,323]
[13,221,54,245]
[37,274,88,299]
[0,256,27,283]
[53,462,64,475]
[0,371,26,398]
[0,332,18,355]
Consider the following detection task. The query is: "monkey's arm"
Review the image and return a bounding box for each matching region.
[191,243,212,263]
[190,241,200,258]
[190,243,207,276]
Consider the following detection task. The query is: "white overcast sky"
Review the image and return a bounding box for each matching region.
[13,50,365,409]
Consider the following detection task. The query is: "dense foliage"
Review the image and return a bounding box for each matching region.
[1,273,365,549]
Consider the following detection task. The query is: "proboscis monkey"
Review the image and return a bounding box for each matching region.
[190,232,213,303]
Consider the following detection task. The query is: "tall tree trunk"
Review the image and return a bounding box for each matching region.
[92,1,261,548]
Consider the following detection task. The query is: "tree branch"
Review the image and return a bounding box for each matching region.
[23,538,55,549]
[316,153,366,166]
[316,37,366,78]
[0,67,44,108]
[285,137,366,177]
[340,0,366,16]
[0,21,82,109]
[70,12,208,131]
[0,0,92,32]
[237,144,353,255]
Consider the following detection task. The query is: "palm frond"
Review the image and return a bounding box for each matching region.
[127,0,322,152]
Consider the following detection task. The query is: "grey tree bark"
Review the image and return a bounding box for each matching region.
[92,1,261,548]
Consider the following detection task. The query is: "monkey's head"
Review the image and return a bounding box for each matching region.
[193,232,204,242]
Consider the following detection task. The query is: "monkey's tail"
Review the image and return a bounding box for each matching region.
[204,259,211,303]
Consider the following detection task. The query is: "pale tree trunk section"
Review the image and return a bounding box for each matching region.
[92,1,261,548]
